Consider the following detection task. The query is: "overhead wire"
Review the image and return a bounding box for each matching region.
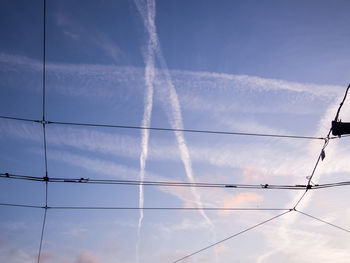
[293,137,330,208]
[293,84,350,209]
[2,172,350,190]
[172,210,292,263]
[0,203,291,211]
[334,84,350,122]
[170,83,350,262]
[0,115,39,122]
[38,1,48,262]
[0,2,348,258]
[296,209,350,233]
[0,115,333,140]
[0,203,43,209]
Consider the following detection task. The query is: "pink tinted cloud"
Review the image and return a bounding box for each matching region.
[214,244,229,254]
[74,251,101,263]
[220,192,264,216]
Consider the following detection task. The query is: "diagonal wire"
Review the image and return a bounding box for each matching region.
[171,210,292,263]
[293,137,330,208]
[296,209,350,233]
[294,84,350,209]
[334,84,350,123]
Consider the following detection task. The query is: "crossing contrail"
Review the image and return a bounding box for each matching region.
[134,1,157,262]
[134,0,217,261]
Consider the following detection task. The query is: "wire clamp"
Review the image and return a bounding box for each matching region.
[79,178,89,183]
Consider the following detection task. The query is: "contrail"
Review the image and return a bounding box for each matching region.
[134,1,157,262]
[156,52,215,229]
[135,0,217,261]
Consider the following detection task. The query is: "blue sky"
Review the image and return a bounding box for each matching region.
[1,0,350,262]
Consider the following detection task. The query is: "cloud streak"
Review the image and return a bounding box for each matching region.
[134,0,158,261]
[256,92,350,262]
[135,0,216,233]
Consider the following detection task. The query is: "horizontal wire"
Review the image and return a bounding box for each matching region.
[0,115,329,140]
[172,210,292,263]
[0,172,314,190]
[47,207,291,211]
[0,115,39,122]
[0,203,43,209]
[0,203,291,211]
[1,172,350,190]
[49,120,326,140]
[312,181,350,189]
[296,210,350,233]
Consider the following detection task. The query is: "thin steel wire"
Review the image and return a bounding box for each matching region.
[3,172,349,190]
[0,115,331,140]
[172,210,292,263]
[296,209,350,233]
[0,203,291,211]
[38,1,48,262]
[294,84,350,209]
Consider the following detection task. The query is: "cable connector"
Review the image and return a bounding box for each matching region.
[43,174,49,182]
[79,178,89,183]
[35,119,50,125]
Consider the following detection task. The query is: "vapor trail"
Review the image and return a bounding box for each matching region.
[156,52,215,229]
[134,1,157,262]
[135,1,217,261]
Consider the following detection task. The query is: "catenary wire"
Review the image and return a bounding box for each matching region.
[0,115,333,140]
[0,203,291,211]
[296,209,350,233]
[0,17,347,259]
[0,203,44,209]
[293,84,350,209]
[38,1,48,263]
[2,172,350,190]
[293,137,330,208]
[334,84,350,122]
[171,210,292,263]
[0,0,347,255]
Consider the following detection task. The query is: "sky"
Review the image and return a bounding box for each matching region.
[1,0,350,262]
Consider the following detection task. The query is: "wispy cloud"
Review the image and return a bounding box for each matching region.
[48,150,140,180]
[0,119,329,182]
[0,52,343,113]
[160,218,210,233]
[54,10,126,63]
[256,91,350,262]
[219,193,264,216]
